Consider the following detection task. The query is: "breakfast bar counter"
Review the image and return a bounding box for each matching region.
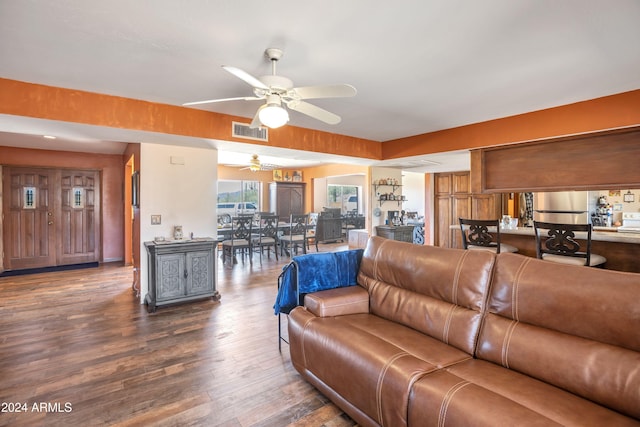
[449,225,640,272]
[500,227,640,272]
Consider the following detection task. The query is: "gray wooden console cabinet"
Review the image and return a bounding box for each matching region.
[314,217,344,250]
[375,225,415,243]
[144,238,220,313]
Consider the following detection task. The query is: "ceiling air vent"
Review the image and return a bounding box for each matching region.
[232,122,268,142]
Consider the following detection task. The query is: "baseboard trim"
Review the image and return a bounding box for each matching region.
[0,262,99,277]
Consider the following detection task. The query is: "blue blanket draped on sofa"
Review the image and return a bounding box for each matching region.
[274,249,364,315]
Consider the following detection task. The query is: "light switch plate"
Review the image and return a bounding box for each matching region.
[151,215,161,225]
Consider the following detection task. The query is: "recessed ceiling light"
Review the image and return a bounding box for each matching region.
[43,135,56,139]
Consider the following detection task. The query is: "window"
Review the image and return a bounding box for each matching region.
[327,185,360,213]
[217,180,261,208]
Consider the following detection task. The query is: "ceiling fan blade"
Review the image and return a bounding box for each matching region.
[291,84,356,100]
[287,100,341,125]
[182,96,262,106]
[222,66,269,90]
[249,104,266,129]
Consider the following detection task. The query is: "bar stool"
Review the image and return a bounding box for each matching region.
[459,218,518,254]
[533,221,606,267]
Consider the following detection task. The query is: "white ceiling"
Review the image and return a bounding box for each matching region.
[0,0,639,172]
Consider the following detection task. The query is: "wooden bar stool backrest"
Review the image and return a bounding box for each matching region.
[459,218,501,252]
[533,221,606,267]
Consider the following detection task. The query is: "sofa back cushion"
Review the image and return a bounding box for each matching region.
[477,253,640,419]
[358,236,496,355]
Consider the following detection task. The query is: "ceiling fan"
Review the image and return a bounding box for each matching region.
[238,154,279,172]
[183,48,357,129]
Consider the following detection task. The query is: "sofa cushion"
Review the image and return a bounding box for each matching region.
[408,359,640,427]
[477,253,640,420]
[357,236,496,355]
[304,285,369,317]
[288,308,473,427]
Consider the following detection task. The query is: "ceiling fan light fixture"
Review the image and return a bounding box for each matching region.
[259,96,289,128]
[248,154,261,172]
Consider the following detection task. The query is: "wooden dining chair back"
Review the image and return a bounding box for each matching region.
[252,214,279,261]
[459,218,518,254]
[306,212,319,251]
[222,216,253,264]
[279,214,309,257]
[533,221,606,267]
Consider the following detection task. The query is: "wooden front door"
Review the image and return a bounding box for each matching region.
[3,168,57,270]
[2,167,101,271]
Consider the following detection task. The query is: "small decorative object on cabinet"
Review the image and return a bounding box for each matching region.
[145,238,220,313]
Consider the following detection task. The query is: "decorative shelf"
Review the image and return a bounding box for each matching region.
[377,199,407,207]
[373,183,402,191]
[373,183,405,207]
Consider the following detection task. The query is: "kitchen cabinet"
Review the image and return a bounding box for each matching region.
[269,182,305,221]
[145,239,219,313]
[434,172,502,248]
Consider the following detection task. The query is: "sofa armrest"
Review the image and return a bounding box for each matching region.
[304,285,369,317]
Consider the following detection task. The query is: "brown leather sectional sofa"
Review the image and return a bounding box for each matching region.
[288,236,640,426]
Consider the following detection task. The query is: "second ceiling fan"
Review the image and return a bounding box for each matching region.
[183,48,357,129]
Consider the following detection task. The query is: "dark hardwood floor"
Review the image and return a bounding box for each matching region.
[0,242,357,427]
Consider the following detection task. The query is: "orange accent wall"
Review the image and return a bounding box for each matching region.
[0,145,124,263]
[2,78,638,162]
[382,89,640,159]
[0,78,380,161]
[123,144,141,269]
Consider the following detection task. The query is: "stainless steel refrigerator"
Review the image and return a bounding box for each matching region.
[533,191,594,224]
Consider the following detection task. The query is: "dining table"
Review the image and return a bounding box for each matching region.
[215,222,315,259]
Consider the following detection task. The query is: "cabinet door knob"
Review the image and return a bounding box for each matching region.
[184,269,188,278]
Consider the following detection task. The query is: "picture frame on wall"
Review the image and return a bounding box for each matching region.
[623,191,635,202]
[273,169,283,181]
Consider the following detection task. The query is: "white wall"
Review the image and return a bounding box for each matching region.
[402,171,425,215]
[313,177,327,211]
[138,143,218,303]
[370,167,403,231]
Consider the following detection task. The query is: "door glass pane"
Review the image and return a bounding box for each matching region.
[72,187,84,208]
[23,187,36,209]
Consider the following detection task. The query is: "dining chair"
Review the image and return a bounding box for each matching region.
[279,213,309,257]
[533,221,606,267]
[305,212,319,251]
[459,218,518,254]
[221,216,253,264]
[251,214,279,261]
